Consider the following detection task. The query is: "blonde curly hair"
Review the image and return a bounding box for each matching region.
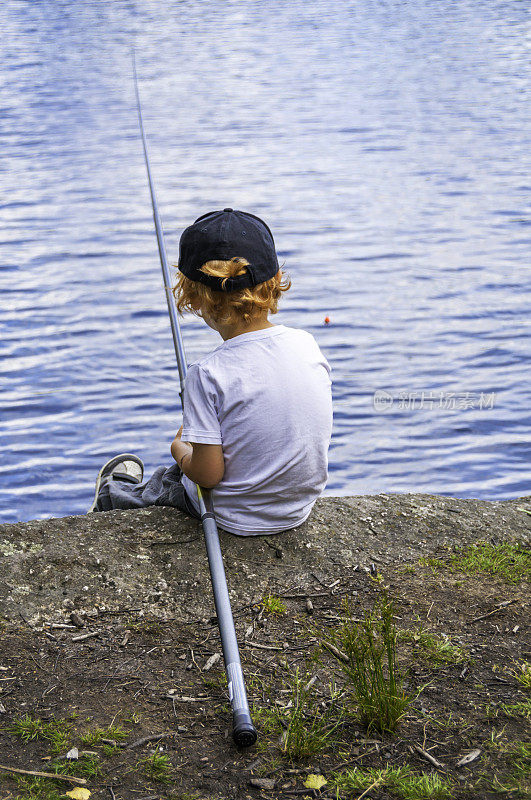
[173,257,291,327]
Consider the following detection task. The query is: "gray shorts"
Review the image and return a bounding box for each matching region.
[94,462,201,520]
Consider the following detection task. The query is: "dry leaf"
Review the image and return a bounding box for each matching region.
[249,777,276,790]
[304,773,327,790]
[203,653,221,671]
[457,748,481,767]
[65,788,91,800]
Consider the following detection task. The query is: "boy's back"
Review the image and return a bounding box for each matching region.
[181,324,332,535]
[90,210,333,533]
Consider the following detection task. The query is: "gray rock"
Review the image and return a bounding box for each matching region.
[0,495,529,627]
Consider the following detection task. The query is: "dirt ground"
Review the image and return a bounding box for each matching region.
[0,495,529,799]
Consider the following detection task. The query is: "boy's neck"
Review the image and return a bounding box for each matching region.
[215,313,275,341]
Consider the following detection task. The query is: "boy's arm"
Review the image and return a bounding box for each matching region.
[171,426,224,489]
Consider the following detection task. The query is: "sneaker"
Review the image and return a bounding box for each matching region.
[87,454,144,513]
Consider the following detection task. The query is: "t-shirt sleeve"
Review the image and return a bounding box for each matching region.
[181,364,222,445]
[308,332,332,381]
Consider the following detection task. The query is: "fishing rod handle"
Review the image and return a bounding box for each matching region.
[201,510,257,747]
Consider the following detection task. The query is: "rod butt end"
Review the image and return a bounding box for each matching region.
[233,710,257,747]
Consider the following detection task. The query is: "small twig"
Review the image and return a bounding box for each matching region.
[133,681,150,700]
[171,696,178,720]
[321,641,349,663]
[413,743,445,769]
[322,612,360,623]
[281,590,349,600]
[468,600,516,624]
[333,746,380,771]
[134,796,160,800]
[264,539,283,557]
[18,612,35,630]
[245,757,262,772]
[126,732,175,749]
[166,694,208,702]
[108,787,116,800]
[49,623,77,630]
[72,630,101,642]
[0,764,86,784]
[303,675,318,692]
[244,642,283,652]
[96,607,142,615]
[149,537,200,546]
[28,655,48,673]
[189,646,199,670]
[356,778,382,800]
[422,721,429,750]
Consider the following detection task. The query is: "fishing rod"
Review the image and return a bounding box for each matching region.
[132,51,257,748]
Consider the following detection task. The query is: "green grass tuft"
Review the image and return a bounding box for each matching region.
[260,593,287,616]
[489,741,531,797]
[510,661,531,692]
[137,751,172,782]
[81,723,131,746]
[253,668,343,760]
[422,541,530,583]
[128,618,163,635]
[325,592,410,733]
[10,714,71,754]
[400,626,467,666]
[333,765,453,799]
[280,670,343,760]
[51,754,101,779]
[501,699,531,720]
[9,776,65,800]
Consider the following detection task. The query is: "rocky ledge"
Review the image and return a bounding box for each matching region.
[1,493,529,628]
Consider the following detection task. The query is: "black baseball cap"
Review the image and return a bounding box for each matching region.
[178,208,280,292]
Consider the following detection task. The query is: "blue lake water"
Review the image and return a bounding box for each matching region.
[0,0,530,524]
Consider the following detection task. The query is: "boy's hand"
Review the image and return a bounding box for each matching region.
[171,426,192,466]
[170,426,225,489]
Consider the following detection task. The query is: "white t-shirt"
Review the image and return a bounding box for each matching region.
[181,324,332,536]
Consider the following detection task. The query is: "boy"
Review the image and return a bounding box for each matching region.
[89,209,332,536]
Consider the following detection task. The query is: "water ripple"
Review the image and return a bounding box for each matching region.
[0,0,529,523]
